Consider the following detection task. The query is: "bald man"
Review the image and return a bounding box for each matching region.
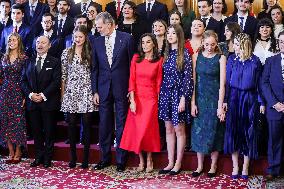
[21,36,61,168]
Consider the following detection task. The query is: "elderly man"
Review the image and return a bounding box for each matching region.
[21,36,61,168]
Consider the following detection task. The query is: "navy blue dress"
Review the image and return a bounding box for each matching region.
[224,54,262,159]
[158,49,194,126]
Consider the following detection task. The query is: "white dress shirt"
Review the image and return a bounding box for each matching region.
[115,0,125,11]
[237,12,248,30]
[81,0,91,12]
[274,24,284,39]
[281,53,284,81]
[145,0,155,12]
[253,40,278,65]
[29,0,38,11]
[44,29,54,39]
[105,30,117,66]
[58,14,67,28]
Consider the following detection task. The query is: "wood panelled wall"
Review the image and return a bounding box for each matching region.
[94,0,284,16]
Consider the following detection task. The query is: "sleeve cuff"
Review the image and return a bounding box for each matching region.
[28,92,34,100]
[40,93,47,101]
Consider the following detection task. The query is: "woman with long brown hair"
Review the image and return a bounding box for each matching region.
[0,33,27,164]
[158,24,193,175]
[61,25,95,169]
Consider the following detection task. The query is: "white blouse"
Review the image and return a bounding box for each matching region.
[253,40,278,65]
[274,24,284,39]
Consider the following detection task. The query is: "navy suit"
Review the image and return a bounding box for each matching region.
[23,2,50,36]
[54,15,75,39]
[105,1,123,24]
[136,1,168,33]
[0,23,34,56]
[33,32,64,59]
[21,55,61,163]
[261,54,284,176]
[224,14,258,41]
[69,1,102,18]
[91,31,134,165]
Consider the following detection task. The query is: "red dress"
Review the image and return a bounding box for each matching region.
[120,54,163,154]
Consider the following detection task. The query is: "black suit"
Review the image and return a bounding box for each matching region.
[21,55,61,163]
[69,1,102,18]
[54,15,75,39]
[23,2,50,36]
[224,14,258,41]
[105,1,124,24]
[136,1,168,33]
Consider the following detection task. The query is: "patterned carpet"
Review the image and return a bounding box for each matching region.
[0,158,281,189]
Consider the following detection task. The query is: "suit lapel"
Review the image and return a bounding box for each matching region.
[112,33,123,68]
[274,55,283,84]
[33,3,41,21]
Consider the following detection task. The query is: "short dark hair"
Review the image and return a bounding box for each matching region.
[11,3,24,14]
[42,12,54,21]
[75,14,88,22]
[279,31,284,38]
[57,0,70,6]
[197,0,212,6]
[0,0,11,6]
[269,4,284,25]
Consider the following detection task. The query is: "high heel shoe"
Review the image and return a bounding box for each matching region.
[137,163,145,172]
[146,161,153,173]
[207,165,217,178]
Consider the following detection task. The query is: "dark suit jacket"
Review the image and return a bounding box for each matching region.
[69,1,102,18]
[54,15,75,39]
[21,55,61,111]
[0,23,34,56]
[105,1,124,24]
[91,31,134,101]
[23,2,50,36]
[136,1,168,33]
[33,32,64,59]
[224,14,258,41]
[261,54,284,120]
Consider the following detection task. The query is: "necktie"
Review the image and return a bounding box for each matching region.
[106,36,113,66]
[201,17,208,26]
[13,25,18,33]
[36,57,42,73]
[58,18,63,35]
[116,0,121,17]
[82,3,87,14]
[147,2,151,19]
[239,17,244,30]
[30,5,35,18]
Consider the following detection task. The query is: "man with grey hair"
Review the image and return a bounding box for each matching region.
[92,12,134,172]
[21,35,61,169]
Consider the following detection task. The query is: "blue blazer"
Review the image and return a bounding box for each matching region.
[91,31,134,101]
[224,14,258,41]
[23,2,50,36]
[137,1,168,33]
[54,16,75,39]
[69,1,102,18]
[21,55,61,111]
[261,54,284,120]
[0,23,34,56]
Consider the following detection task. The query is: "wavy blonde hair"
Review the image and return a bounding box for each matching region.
[235,33,252,61]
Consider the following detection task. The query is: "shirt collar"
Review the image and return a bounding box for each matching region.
[29,0,38,8]
[237,12,248,18]
[108,29,116,39]
[281,53,284,60]
[44,29,53,38]
[13,21,22,28]
[37,53,47,60]
[58,14,67,20]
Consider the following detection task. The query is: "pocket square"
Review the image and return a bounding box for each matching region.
[46,68,53,70]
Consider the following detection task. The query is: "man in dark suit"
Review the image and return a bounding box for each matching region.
[53,0,74,39]
[224,0,257,41]
[69,0,102,18]
[21,35,61,168]
[92,12,134,172]
[136,0,168,33]
[105,0,125,25]
[261,31,284,181]
[33,13,64,59]
[197,0,222,41]
[0,0,13,27]
[0,3,34,56]
[22,0,49,36]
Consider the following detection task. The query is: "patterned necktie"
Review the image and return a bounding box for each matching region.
[58,18,63,35]
[36,57,42,73]
[239,17,244,30]
[116,0,121,17]
[30,5,35,18]
[147,2,151,19]
[82,3,87,14]
[106,36,113,67]
[13,25,18,33]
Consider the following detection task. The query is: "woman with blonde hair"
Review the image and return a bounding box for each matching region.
[224,33,263,179]
[0,33,27,164]
[191,30,226,178]
[158,24,193,175]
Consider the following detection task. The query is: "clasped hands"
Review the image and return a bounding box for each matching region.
[31,93,44,103]
[273,102,284,112]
